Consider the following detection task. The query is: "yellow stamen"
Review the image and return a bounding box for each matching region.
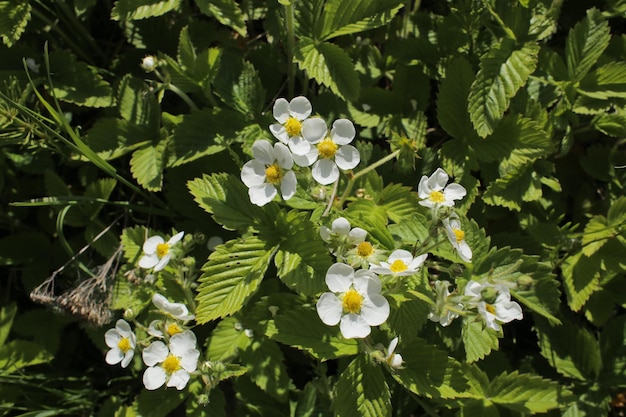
[265,164,282,184]
[156,243,169,258]
[356,242,374,258]
[284,117,302,137]
[390,259,408,274]
[429,190,445,203]
[117,337,132,353]
[342,288,363,314]
[166,323,182,336]
[453,229,465,243]
[162,354,182,373]
[317,138,338,159]
[486,304,496,315]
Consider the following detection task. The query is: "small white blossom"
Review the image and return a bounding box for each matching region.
[370,249,427,277]
[428,280,461,327]
[148,319,185,338]
[141,55,157,72]
[241,140,297,206]
[293,119,360,185]
[418,168,466,211]
[385,337,403,369]
[269,96,327,155]
[104,319,136,368]
[142,330,200,390]
[138,231,184,271]
[316,263,389,339]
[319,217,367,244]
[152,293,195,321]
[464,281,523,332]
[443,214,472,263]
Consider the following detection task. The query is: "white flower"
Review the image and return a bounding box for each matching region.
[319,217,367,244]
[141,55,157,71]
[293,119,360,185]
[269,96,327,155]
[428,280,461,327]
[464,281,523,332]
[443,214,472,263]
[385,337,403,369]
[148,319,185,338]
[417,168,466,210]
[138,231,184,271]
[316,263,389,339]
[369,249,428,276]
[241,140,297,206]
[142,330,200,390]
[152,293,195,321]
[104,319,136,368]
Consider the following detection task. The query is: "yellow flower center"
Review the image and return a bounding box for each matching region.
[265,164,283,184]
[166,323,182,336]
[485,304,496,315]
[390,259,408,274]
[162,354,182,374]
[356,242,374,258]
[342,288,363,314]
[317,138,338,159]
[284,117,302,137]
[117,337,132,353]
[156,243,169,258]
[453,228,465,243]
[429,190,445,203]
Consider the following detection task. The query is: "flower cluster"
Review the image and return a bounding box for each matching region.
[241,96,361,206]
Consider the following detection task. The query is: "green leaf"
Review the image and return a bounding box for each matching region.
[111,0,182,20]
[187,173,279,232]
[187,382,227,417]
[265,304,358,361]
[83,118,152,160]
[581,215,614,256]
[110,277,153,316]
[0,0,31,47]
[195,0,247,36]
[565,8,610,82]
[385,292,430,344]
[376,183,422,224]
[592,108,626,137]
[535,316,602,381]
[134,388,186,417]
[240,338,293,402]
[392,338,469,399]
[600,316,626,386]
[335,355,391,417]
[213,56,265,118]
[608,196,626,226]
[130,141,166,191]
[0,304,17,349]
[437,57,476,140]
[117,74,159,127]
[48,50,114,108]
[195,236,275,323]
[120,225,147,263]
[468,40,539,138]
[463,319,499,363]
[488,371,568,413]
[319,0,404,40]
[206,316,251,361]
[482,163,542,211]
[295,38,360,101]
[510,265,561,324]
[579,62,626,99]
[344,199,395,250]
[0,340,53,373]
[562,251,602,312]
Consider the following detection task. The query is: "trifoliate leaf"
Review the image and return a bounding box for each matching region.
[130,140,166,191]
[335,355,391,417]
[463,319,499,363]
[0,0,31,47]
[565,8,610,82]
[468,40,539,138]
[111,0,182,21]
[318,0,403,40]
[488,371,570,413]
[240,338,293,402]
[195,236,275,323]
[195,0,247,36]
[295,38,360,101]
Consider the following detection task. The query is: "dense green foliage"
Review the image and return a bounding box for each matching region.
[1,0,625,416]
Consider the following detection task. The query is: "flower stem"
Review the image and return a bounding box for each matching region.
[166,84,199,112]
[284,1,296,98]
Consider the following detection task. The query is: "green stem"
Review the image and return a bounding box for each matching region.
[167,84,199,112]
[284,1,296,98]
[337,149,401,207]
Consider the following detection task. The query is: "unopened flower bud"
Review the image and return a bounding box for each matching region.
[141,55,157,72]
[123,308,134,320]
[517,276,533,288]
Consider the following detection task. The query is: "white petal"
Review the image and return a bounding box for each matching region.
[409,253,428,270]
[348,227,367,243]
[360,293,389,326]
[325,263,354,292]
[330,119,356,145]
[388,249,413,265]
[170,331,198,356]
[153,254,171,271]
[428,168,449,191]
[387,337,399,356]
[316,293,343,325]
[152,293,169,310]
[167,370,190,390]
[464,281,483,299]
[115,319,132,337]
[280,171,297,200]
[340,314,371,339]
[320,226,332,242]
[168,231,184,245]
[443,183,467,202]
[331,217,351,235]
[352,269,379,294]
[417,176,431,199]
[251,140,275,165]
[301,118,327,144]
[105,348,123,365]
[143,236,164,255]
[457,241,473,262]
[104,329,121,348]
[148,320,164,338]
[495,296,523,323]
[138,254,159,269]
[143,366,167,390]
[241,160,268,187]
[335,145,360,170]
[142,341,168,367]
[274,142,294,169]
[270,124,289,143]
[273,98,290,123]
[389,354,403,369]
[288,96,312,120]
[121,350,134,368]
[369,264,392,275]
[292,149,318,167]
[180,348,200,372]
[249,184,277,206]
[312,160,339,185]
[288,136,312,156]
